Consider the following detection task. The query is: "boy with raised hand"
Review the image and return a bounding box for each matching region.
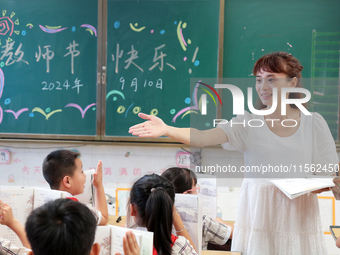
[42,149,108,225]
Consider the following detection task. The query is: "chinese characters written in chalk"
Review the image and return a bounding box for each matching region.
[112,43,176,73]
[0,40,81,74]
[0,41,28,66]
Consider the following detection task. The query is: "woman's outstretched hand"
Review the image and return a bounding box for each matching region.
[129,113,168,138]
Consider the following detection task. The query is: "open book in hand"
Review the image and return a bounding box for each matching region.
[269,177,335,199]
[74,169,96,206]
[0,187,68,247]
[95,225,153,255]
[174,194,202,255]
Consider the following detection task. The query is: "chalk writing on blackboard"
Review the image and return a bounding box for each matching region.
[65,103,96,119]
[80,24,97,37]
[2,40,82,73]
[106,19,205,123]
[39,25,67,33]
[0,6,97,129]
[0,41,28,66]
[0,10,20,43]
[5,108,29,119]
[0,67,4,123]
[0,66,96,123]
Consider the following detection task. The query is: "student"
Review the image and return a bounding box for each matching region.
[129,52,339,255]
[128,174,197,255]
[0,200,31,255]
[42,149,108,225]
[161,167,233,250]
[25,198,139,255]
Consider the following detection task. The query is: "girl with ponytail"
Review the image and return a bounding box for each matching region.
[129,174,197,255]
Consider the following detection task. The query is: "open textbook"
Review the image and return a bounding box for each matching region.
[197,175,217,219]
[269,177,335,199]
[74,169,96,205]
[0,187,68,246]
[0,171,95,247]
[174,193,202,255]
[95,225,153,255]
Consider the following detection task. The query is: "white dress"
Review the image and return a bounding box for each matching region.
[217,111,339,255]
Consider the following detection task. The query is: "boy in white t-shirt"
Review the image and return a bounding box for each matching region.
[42,149,108,225]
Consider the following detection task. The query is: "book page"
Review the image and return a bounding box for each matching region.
[110,225,142,255]
[269,178,335,199]
[175,194,202,255]
[308,177,334,186]
[0,187,34,247]
[129,228,153,255]
[74,169,95,205]
[95,226,111,255]
[33,188,67,209]
[197,176,217,219]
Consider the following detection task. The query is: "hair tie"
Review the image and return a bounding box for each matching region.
[150,183,164,193]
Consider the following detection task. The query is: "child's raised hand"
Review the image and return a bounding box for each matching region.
[115,231,140,255]
[93,160,103,188]
[92,160,108,225]
[129,113,168,138]
[0,202,15,227]
[0,201,31,249]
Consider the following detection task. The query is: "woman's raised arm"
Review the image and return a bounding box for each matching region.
[129,113,228,147]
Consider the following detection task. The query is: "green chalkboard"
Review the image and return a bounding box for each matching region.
[0,0,98,137]
[222,0,340,141]
[104,0,220,137]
